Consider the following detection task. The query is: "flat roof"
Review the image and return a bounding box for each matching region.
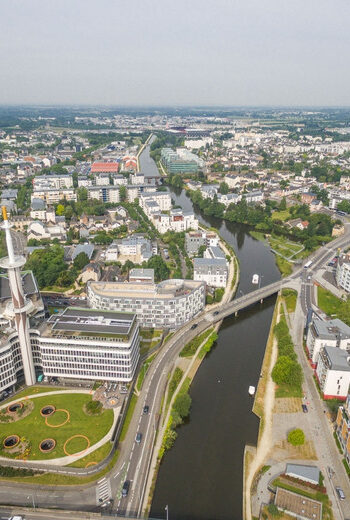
[48,307,135,336]
[0,271,38,301]
[275,487,322,520]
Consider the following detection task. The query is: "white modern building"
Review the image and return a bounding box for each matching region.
[33,174,73,190]
[306,318,350,367]
[105,235,157,263]
[139,191,172,214]
[316,346,350,400]
[38,308,139,383]
[87,279,206,329]
[336,255,350,293]
[152,209,198,234]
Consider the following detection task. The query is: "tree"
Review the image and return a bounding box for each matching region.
[119,185,127,202]
[147,255,170,282]
[173,392,191,421]
[271,356,302,387]
[77,187,88,202]
[287,428,305,446]
[73,252,90,270]
[56,204,65,216]
[279,197,287,211]
[197,245,206,258]
[24,245,67,288]
[219,182,229,195]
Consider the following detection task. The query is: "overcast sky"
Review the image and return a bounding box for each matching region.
[0,0,349,106]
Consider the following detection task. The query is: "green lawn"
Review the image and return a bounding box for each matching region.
[136,354,156,391]
[68,441,112,468]
[317,286,343,317]
[119,394,137,442]
[271,209,291,221]
[0,393,113,461]
[275,255,293,277]
[282,289,298,313]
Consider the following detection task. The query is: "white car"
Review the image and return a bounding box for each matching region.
[10,516,24,520]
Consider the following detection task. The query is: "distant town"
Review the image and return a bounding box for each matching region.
[2,106,350,520]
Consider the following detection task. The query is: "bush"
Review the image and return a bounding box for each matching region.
[287,428,305,446]
[86,400,102,415]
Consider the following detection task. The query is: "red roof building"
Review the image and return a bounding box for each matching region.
[91,162,119,174]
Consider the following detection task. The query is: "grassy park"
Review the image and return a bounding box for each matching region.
[0,392,113,461]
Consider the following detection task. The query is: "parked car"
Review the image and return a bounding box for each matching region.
[213,311,220,316]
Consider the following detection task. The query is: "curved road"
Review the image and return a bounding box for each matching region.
[1,225,350,516]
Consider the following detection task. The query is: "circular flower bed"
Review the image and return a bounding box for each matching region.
[7,402,23,414]
[3,434,20,449]
[40,405,56,417]
[45,409,70,428]
[63,434,90,456]
[39,438,56,453]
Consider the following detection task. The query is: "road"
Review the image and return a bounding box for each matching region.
[2,225,350,517]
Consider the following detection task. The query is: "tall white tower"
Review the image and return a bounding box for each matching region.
[0,206,36,386]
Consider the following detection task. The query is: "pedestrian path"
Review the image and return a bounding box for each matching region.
[96,476,111,505]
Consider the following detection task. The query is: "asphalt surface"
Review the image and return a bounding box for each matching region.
[2,225,350,518]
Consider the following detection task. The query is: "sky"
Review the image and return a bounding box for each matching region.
[0,0,349,106]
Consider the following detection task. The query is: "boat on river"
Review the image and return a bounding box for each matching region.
[248,386,256,396]
[252,274,259,284]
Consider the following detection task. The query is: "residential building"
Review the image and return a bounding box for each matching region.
[244,190,263,203]
[185,230,219,255]
[316,346,350,400]
[335,394,350,464]
[204,246,226,261]
[152,209,198,234]
[105,235,157,263]
[129,268,155,284]
[33,174,73,190]
[31,188,76,205]
[95,173,111,186]
[91,162,119,174]
[274,487,322,520]
[87,279,206,329]
[193,258,228,288]
[139,191,172,213]
[27,221,67,242]
[306,318,350,366]
[87,185,120,203]
[77,263,101,284]
[336,254,350,292]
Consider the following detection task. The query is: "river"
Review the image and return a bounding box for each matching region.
[138,146,280,520]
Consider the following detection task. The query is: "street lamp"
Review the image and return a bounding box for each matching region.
[27,494,35,508]
[258,274,264,290]
[165,504,169,520]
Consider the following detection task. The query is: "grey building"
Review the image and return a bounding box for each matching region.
[193,258,228,288]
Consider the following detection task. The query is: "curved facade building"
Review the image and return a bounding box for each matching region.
[87,279,206,329]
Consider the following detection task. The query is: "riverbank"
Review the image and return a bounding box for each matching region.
[243,295,280,520]
[143,245,240,516]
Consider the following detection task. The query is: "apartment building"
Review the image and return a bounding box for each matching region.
[152,209,198,234]
[87,279,206,329]
[185,230,219,255]
[193,258,228,288]
[33,174,73,190]
[335,394,350,464]
[105,235,157,263]
[306,318,350,367]
[336,255,350,292]
[316,346,350,400]
[31,188,77,205]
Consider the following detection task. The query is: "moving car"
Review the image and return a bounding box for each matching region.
[191,324,198,330]
[135,432,142,443]
[143,405,149,414]
[336,487,345,500]
[122,480,130,497]
[302,404,308,413]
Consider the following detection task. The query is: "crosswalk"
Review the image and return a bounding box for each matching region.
[96,477,111,505]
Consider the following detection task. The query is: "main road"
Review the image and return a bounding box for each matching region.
[1,225,350,517]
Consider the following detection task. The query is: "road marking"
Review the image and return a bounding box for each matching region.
[96,477,111,505]
[113,461,125,479]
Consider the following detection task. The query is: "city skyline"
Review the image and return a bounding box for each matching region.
[1,0,349,106]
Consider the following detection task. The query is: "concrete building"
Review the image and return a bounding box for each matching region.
[316,346,350,400]
[129,268,155,284]
[193,258,228,288]
[335,394,350,465]
[152,209,198,234]
[139,191,172,213]
[185,230,219,255]
[285,464,320,486]
[31,188,77,205]
[38,308,139,383]
[105,235,157,263]
[306,318,350,367]
[33,174,73,190]
[87,185,120,203]
[336,254,350,292]
[87,279,206,329]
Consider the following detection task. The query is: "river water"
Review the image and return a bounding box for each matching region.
[138,145,280,520]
